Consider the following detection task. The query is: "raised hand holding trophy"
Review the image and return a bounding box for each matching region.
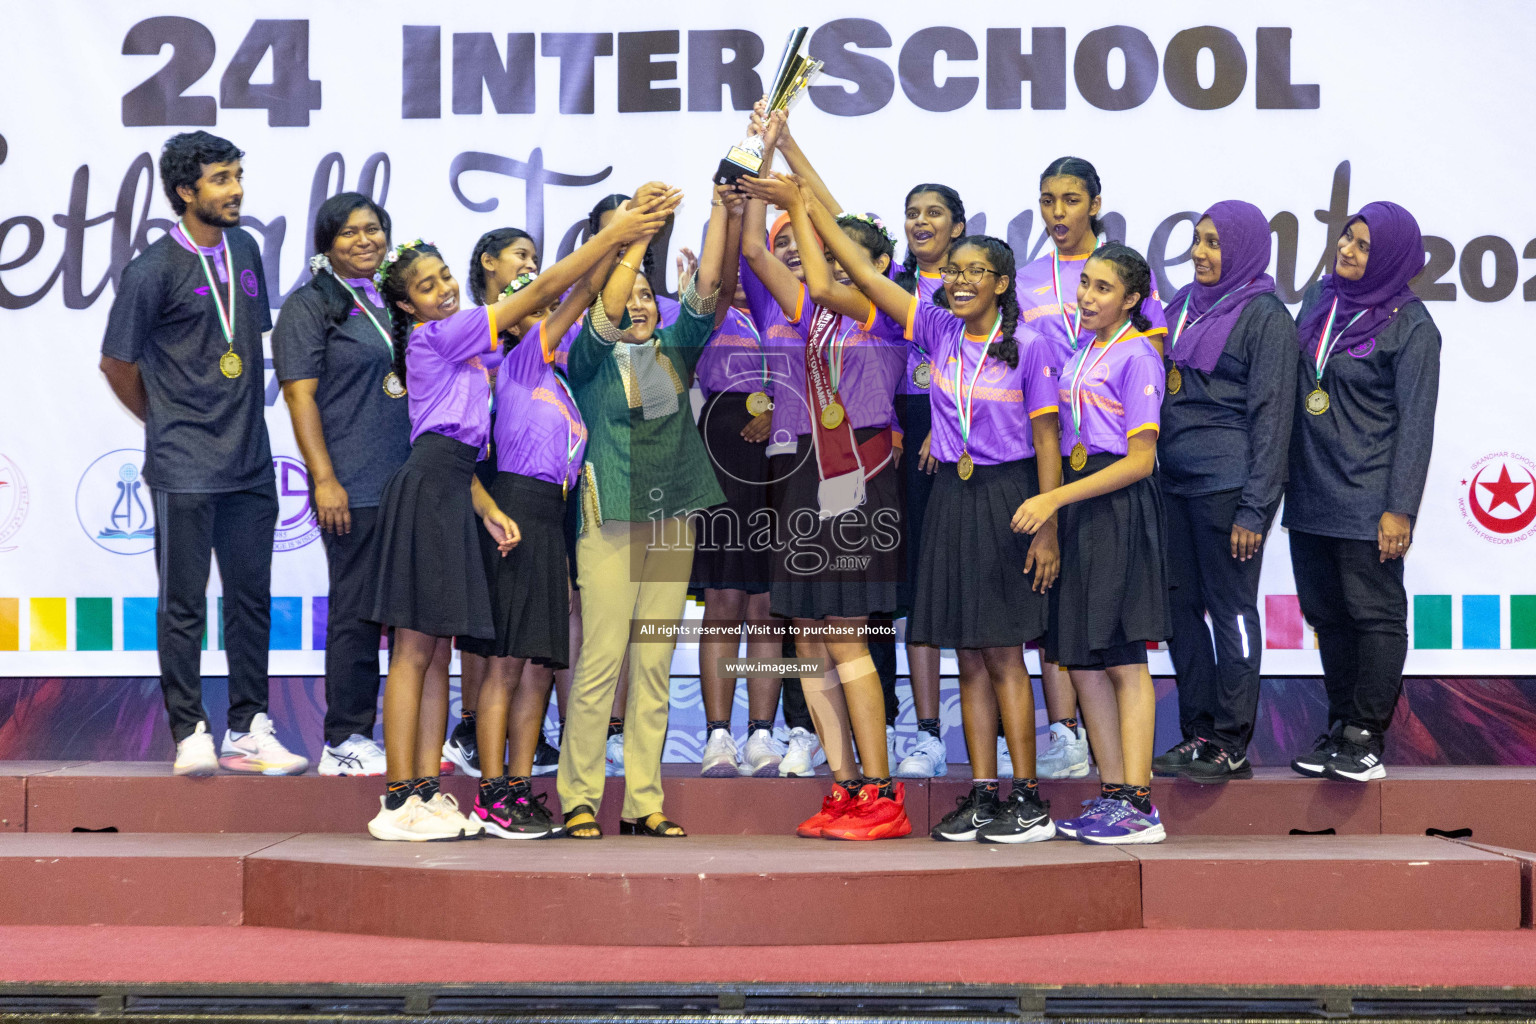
[714,28,823,185]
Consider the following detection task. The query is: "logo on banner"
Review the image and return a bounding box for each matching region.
[0,454,29,552]
[273,455,320,552]
[1460,452,1536,544]
[76,449,155,555]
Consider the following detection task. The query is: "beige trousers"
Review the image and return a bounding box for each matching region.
[557,517,695,820]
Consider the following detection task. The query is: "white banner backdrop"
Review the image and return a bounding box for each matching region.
[1,0,1534,677]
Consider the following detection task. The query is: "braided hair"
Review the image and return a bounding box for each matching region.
[375,241,442,390]
[467,227,535,307]
[1088,242,1153,332]
[835,213,897,274]
[1039,156,1105,238]
[586,193,659,283]
[896,183,965,293]
[932,235,1022,369]
[306,192,392,325]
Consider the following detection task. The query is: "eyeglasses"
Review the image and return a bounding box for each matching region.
[939,266,999,285]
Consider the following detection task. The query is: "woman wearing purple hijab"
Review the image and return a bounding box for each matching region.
[1152,201,1298,785]
[1284,202,1439,784]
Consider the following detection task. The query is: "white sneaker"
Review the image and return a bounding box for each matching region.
[425,791,483,838]
[893,731,949,778]
[1036,722,1091,779]
[701,728,741,777]
[319,734,386,777]
[368,794,464,842]
[219,713,309,775]
[739,728,785,777]
[779,726,826,776]
[173,721,218,777]
[605,732,625,776]
[996,736,1014,778]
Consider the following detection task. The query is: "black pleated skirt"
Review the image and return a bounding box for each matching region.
[1051,452,1171,669]
[690,391,773,594]
[371,431,494,640]
[893,393,934,617]
[457,472,571,666]
[910,457,1048,649]
[768,428,902,621]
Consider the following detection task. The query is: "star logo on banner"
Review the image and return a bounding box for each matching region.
[1461,455,1536,542]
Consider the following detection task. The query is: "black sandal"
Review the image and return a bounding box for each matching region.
[619,812,686,837]
[563,804,602,839]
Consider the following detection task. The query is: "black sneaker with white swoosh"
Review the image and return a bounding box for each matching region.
[931,787,1002,842]
[1179,740,1254,784]
[977,784,1057,844]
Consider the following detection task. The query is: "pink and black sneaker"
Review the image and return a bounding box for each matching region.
[475,777,559,839]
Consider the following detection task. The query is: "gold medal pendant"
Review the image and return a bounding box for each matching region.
[562,479,569,500]
[1167,366,1182,395]
[1069,441,1088,472]
[383,370,407,399]
[1305,388,1330,416]
[957,452,974,480]
[219,349,243,379]
[746,390,771,416]
[820,401,845,430]
[912,361,931,389]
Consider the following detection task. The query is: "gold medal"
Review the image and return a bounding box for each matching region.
[820,401,845,430]
[1167,366,1182,395]
[957,452,974,480]
[219,349,243,379]
[746,390,771,416]
[1069,441,1088,472]
[562,478,569,500]
[1305,388,1330,416]
[383,370,406,399]
[912,361,931,389]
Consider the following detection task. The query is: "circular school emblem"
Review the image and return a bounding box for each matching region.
[1460,452,1536,544]
[272,456,322,552]
[1348,338,1376,358]
[75,450,155,555]
[240,268,260,298]
[0,454,29,552]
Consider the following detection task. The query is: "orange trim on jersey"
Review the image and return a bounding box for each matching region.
[858,300,878,332]
[918,269,941,279]
[1029,405,1059,419]
[786,287,806,325]
[487,306,501,350]
[1127,422,1160,438]
[903,296,919,341]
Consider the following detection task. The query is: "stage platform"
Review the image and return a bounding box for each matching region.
[0,762,1532,946]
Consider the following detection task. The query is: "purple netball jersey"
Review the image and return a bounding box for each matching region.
[897,270,944,396]
[1057,332,1165,457]
[1016,250,1168,364]
[406,306,499,449]
[908,301,1060,464]
[694,306,768,398]
[492,322,587,491]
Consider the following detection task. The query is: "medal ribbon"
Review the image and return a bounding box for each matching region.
[1050,246,1084,351]
[1311,297,1368,386]
[953,314,1002,453]
[337,279,395,352]
[1169,278,1252,363]
[1067,319,1134,436]
[176,221,236,352]
[550,366,585,487]
[736,308,769,391]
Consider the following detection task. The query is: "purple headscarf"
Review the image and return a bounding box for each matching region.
[1163,200,1276,372]
[1296,201,1425,355]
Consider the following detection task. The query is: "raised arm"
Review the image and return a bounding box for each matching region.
[751,105,843,217]
[496,188,678,329]
[694,184,734,301]
[543,248,618,356]
[797,178,912,324]
[711,191,746,328]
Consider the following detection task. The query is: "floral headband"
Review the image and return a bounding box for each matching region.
[840,212,896,249]
[499,271,538,298]
[372,239,433,287]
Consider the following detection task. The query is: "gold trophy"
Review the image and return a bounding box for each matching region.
[714,28,824,185]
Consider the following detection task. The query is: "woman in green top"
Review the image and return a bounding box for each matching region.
[556,181,743,839]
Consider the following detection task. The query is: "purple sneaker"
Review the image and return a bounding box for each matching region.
[1077,799,1166,845]
[1055,797,1118,839]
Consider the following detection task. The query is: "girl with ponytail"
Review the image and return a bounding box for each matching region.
[791,167,1066,845]
[1013,242,1171,847]
[362,195,674,843]
[1013,156,1170,784]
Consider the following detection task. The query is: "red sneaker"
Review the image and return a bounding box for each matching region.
[796,784,854,838]
[822,782,913,841]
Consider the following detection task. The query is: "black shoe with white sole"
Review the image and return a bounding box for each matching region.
[977,784,1057,844]
[1322,725,1387,782]
[1152,737,1201,777]
[1290,721,1344,778]
[1179,741,1254,784]
[931,787,1002,842]
[532,735,560,776]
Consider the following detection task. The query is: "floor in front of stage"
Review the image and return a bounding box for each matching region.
[0,763,1533,992]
